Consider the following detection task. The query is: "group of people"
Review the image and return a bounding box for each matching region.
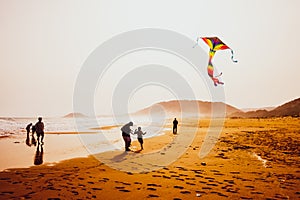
[121,122,147,151]
[121,118,179,152]
[25,117,45,145]
[25,117,44,166]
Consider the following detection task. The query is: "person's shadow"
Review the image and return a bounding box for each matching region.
[34,143,44,165]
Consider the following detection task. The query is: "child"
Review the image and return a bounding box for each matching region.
[133,127,146,150]
[26,123,32,135]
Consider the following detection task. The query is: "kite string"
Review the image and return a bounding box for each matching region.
[192,37,200,48]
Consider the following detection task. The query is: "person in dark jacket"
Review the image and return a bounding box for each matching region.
[121,122,133,151]
[173,118,178,134]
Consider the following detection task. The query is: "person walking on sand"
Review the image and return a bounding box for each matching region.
[26,123,32,135]
[35,117,44,144]
[173,118,178,134]
[121,122,133,151]
[32,125,36,136]
[133,127,146,150]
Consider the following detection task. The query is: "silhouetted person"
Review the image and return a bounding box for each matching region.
[34,143,43,165]
[31,135,37,146]
[26,123,32,135]
[133,127,146,150]
[35,117,44,144]
[121,122,133,151]
[32,125,36,136]
[173,118,178,134]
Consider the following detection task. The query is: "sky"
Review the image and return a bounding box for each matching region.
[0,0,299,117]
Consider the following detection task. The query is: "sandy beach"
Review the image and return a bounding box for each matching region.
[0,117,299,199]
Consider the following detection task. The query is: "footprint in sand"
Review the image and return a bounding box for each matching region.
[119,189,130,192]
[162,175,171,179]
[152,175,162,178]
[0,178,11,181]
[1,191,14,195]
[214,173,225,176]
[115,186,125,189]
[251,191,263,195]
[226,188,238,193]
[121,182,131,186]
[71,191,79,195]
[173,185,184,189]
[192,170,203,174]
[224,179,235,184]
[230,171,240,174]
[180,190,191,194]
[186,182,196,186]
[147,183,161,187]
[178,173,188,176]
[185,177,195,180]
[147,194,159,198]
[99,178,109,183]
[216,192,228,197]
[196,190,206,193]
[240,197,253,200]
[207,183,218,187]
[91,188,102,191]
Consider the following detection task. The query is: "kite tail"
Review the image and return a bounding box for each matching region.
[230,49,238,63]
[208,60,223,86]
[215,72,223,78]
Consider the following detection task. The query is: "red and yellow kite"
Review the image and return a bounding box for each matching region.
[195,37,237,86]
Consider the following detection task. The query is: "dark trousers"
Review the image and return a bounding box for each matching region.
[173,126,177,134]
[122,135,131,151]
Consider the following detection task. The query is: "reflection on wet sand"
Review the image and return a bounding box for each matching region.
[34,144,43,165]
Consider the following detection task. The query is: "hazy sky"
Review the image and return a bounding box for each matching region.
[0,0,299,117]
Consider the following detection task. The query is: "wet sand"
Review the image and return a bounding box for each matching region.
[0,117,299,199]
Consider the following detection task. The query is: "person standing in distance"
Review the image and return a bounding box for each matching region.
[173,118,178,134]
[35,117,44,144]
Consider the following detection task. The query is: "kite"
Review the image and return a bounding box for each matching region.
[194,37,237,86]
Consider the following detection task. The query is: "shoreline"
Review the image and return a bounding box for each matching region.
[0,124,175,172]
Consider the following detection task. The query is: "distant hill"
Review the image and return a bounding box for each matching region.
[241,107,275,112]
[230,98,300,118]
[133,100,241,118]
[63,112,87,118]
